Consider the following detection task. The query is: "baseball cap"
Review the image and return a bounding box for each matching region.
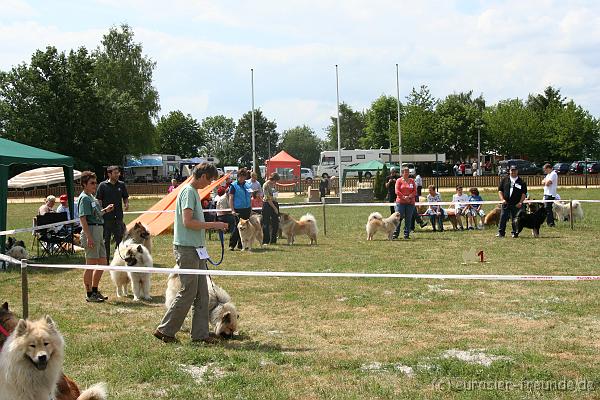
[509,165,518,171]
[59,194,68,203]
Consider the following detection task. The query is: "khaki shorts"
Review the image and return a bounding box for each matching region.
[81,225,107,259]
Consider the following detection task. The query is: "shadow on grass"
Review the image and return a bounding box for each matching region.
[108,295,166,308]
[220,334,312,353]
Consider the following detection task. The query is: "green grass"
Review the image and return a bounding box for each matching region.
[2,188,600,399]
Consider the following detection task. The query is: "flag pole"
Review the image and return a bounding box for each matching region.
[251,68,257,170]
[336,65,343,203]
[396,64,402,168]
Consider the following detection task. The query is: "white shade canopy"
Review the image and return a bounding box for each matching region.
[8,167,82,189]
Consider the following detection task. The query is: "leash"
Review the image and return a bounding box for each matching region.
[206,230,225,267]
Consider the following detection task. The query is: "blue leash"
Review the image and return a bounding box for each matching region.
[207,230,225,267]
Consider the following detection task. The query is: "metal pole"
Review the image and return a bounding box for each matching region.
[322,197,327,236]
[396,64,402,167]
[569,199,574,230]
[335,65,343,204]
[251,68,256,170]
[21,259,29,319]
[435,153,439,192]
[477,126,481,176]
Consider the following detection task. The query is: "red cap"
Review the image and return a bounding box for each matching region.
[59,194,68,203]
[217,186,226,196]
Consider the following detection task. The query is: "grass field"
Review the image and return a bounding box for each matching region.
[1,188,600,399]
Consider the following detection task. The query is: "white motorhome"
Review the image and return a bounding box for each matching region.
[316,149,392,178]
[124,154,221,183]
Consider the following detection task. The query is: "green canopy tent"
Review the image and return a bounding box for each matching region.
[341,160,397,186]
[0,138,75,253]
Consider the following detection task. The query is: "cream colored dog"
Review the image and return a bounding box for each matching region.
[237,213,263,251]
[165,271,239,338]
[366,212,402,240]
[110,242,153,301]
[279,213,318,245]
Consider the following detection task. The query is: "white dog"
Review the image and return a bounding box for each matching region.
[110,242,153,301]
[553,200,584,222]
[366,212,402,240]
[165,269,239,338]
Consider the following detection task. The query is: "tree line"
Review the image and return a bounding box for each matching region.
[1,25,599,177]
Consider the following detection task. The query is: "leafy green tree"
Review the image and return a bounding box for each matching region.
[200,115,236,165]
[278,125,323,167]
[156,111,203,158]
[434,91,485,161]
[325,103,366,150]
[361,95,400,150]
[231,109,278,166]
[93,24,160,156]
[373,171,384,200]
[401,85,438,153]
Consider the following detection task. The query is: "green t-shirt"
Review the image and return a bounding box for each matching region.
[77,191,104,225]
[174,184,205,247]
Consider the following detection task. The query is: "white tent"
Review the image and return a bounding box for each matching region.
[8,167,82,189]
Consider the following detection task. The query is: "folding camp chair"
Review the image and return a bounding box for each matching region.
[32,212,74,258]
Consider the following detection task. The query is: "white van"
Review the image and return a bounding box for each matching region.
[223,166,238,179]
[301,167,314,182]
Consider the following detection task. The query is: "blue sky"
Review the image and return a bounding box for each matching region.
[2,0,600,139]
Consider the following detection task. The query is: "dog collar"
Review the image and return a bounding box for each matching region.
[0,322,10,338]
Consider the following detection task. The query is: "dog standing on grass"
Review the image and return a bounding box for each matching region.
[366,212,401,240]
[279,213,318,245]
[110,243,153,301]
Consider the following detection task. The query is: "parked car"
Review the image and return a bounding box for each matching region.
[498,159,543,176]
[570,160,594,174]
[301,167,315,182]
[431,162,450,176]
[553,162,570,174]
[587,162,600,174]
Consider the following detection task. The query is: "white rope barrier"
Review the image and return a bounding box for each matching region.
[0,254,20,264]
[20,262,600,281]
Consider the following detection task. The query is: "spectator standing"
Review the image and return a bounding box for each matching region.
[542,163,558,227]
[319,173,330,199]
[453,163,459,176]
[154,163,228,344]
[472,160,478,176]
[249,172,263,197]
[215,186,235,234]
[251,191,264,213]
[459,162,466,176]
[96,166,129,263]
[451,185,469,230]
[385,167,399,214]
[38,195,56,215]
[78,171,114,303]
[168,179,178,193]
[393,167,417,240]
[228,168,252,251]
[497,165,527,238]
[262,172,280,244]
[411,173,428,230]
[425,185,446,232]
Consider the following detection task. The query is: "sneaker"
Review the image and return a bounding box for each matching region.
[495,233,505,238]
[153,329,178,343]
[511,233,519,238]
[403,235,410,240]
[86,292,104,303]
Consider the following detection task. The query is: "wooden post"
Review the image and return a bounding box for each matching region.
[21,259,29,319]
[569,199,574,230]
[322,197,327,236]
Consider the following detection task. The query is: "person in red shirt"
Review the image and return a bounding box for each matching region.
[394,167,417,239]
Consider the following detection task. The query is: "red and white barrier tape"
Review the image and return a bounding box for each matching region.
[19,262,600,281]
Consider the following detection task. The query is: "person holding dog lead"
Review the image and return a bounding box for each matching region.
[262,172,280,245]
[541,163,558,227]
[228,167,252,251]
[154,163,229,344]
[497,165,527,238]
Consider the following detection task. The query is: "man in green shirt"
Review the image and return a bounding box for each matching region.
[154,163,228,344]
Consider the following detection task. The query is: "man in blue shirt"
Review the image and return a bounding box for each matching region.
[227,167,252,251]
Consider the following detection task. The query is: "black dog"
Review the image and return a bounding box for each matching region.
[515,203,546,237]
[6,237,26,250]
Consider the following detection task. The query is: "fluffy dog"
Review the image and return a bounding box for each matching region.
[165,272,239,338]
[484,205,501,226]
[123,221,152,253]
[110,243,153,300]
[553,200,584,222]
[4,237,28,264]
[516,202,547,237]
[366,212,401,240]
[279,213,318,245]
[0,314,107,400]
[237,214,263,250]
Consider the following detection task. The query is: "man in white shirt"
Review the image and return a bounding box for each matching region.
[451,185,470,230]
[542,163,558,227]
